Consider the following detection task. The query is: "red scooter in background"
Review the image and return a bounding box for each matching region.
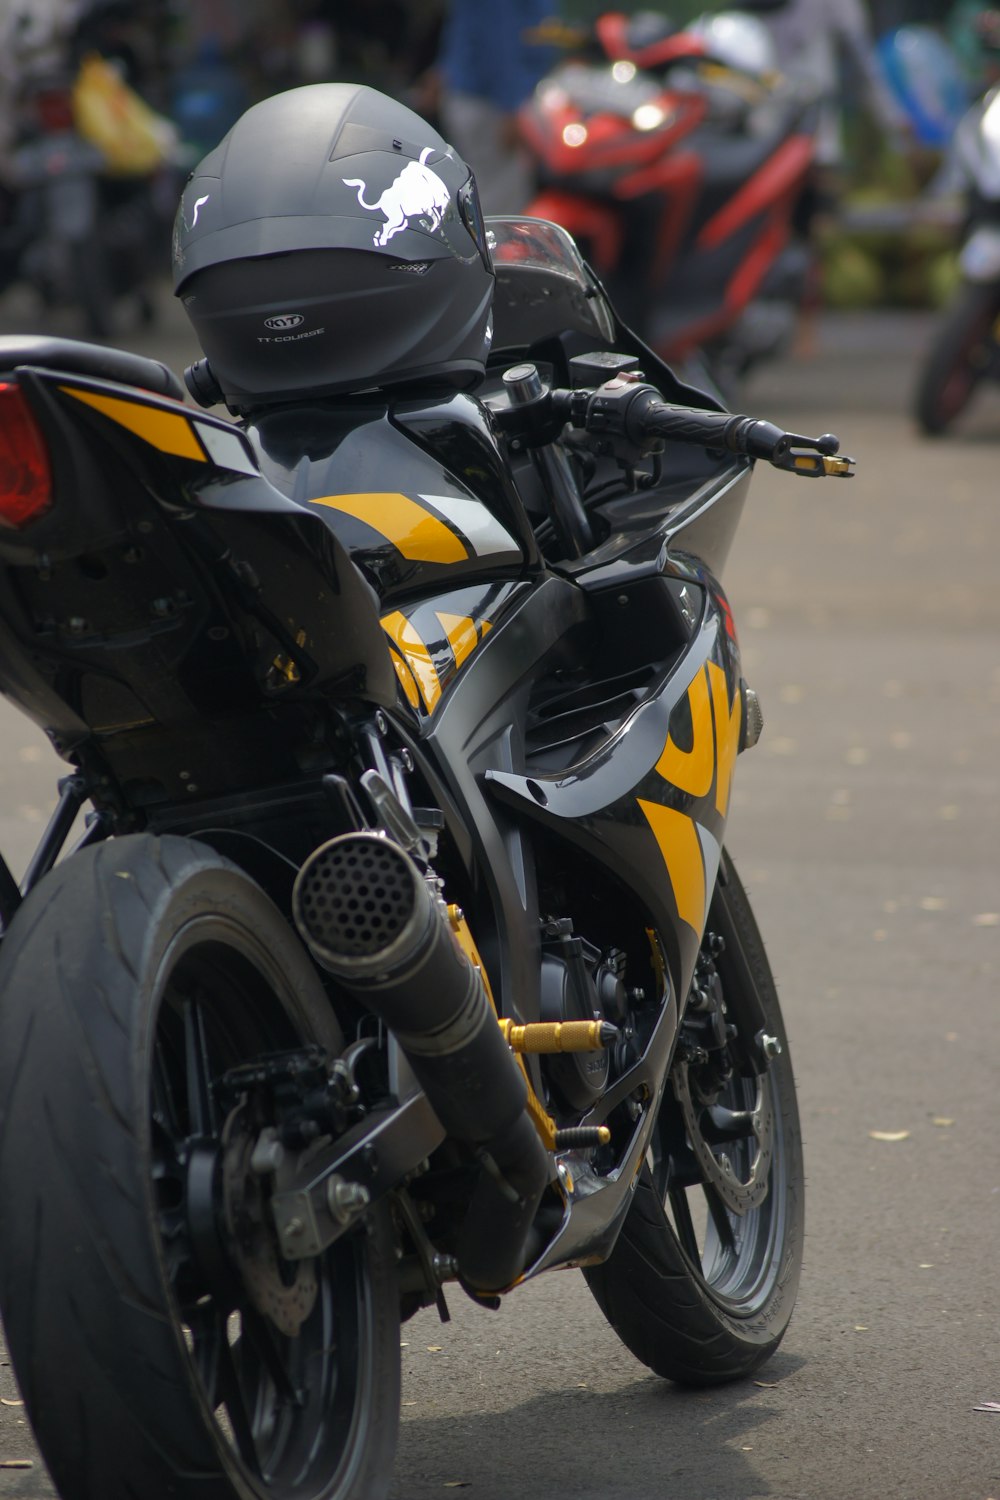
[519,10,819,389]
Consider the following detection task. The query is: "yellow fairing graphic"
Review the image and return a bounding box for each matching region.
[60,387,206,462]
[708,660,741,817]
[386,646,421,710]
[381,611,443,712]
[637,800,706,934]
[642,657,742,933]
[311,492,468,564]
[379,592,501,715]
[655,666,714,798]
[436,612,479,670]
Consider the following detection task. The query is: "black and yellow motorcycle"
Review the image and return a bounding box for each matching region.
[0,213,851,1500]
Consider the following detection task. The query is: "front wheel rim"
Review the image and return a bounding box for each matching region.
[652,1057,791,1316]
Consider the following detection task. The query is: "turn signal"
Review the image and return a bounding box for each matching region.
[0,382,53,529]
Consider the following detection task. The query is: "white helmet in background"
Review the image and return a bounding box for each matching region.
[686,11,779,80]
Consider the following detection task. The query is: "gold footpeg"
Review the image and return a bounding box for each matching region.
[554,1126,611,1149]
[498,1019,618,1053]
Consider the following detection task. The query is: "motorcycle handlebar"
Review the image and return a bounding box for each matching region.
[641,401,855,477]
[556,378,855,478]
[641,403,791,461]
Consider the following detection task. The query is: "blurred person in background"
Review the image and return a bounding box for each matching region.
[741,0,912,355]
[433,0,561,214]
[748,0,910,193]
[949,0,1000,89]
[0,0,81,176]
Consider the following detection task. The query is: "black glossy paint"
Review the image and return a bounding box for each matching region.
[0,345,758,1279]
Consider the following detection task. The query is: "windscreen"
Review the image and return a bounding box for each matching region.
[487,216,616,353]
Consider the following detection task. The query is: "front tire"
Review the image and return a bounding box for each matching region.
[0,834,400,1500]
[584,852,804,1385]
[914,281,1000,436]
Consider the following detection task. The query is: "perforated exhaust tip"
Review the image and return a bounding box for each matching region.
[293,835,418,964]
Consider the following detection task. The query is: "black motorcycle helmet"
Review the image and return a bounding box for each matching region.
[172,83,495,411]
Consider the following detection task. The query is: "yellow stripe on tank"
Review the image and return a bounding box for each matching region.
[380,611,442,712]
[387,644,421,710]
[312,492,469,563]
[60,387,206,462]
[637,799,706,935]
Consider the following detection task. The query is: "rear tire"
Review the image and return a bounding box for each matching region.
[584,852,804,1385]
[0,833,400,1500]
[914,281,1000,436]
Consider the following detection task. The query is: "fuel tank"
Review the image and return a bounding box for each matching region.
[245,389,542,718]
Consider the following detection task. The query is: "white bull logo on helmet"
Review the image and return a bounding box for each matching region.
[343,148,451,248]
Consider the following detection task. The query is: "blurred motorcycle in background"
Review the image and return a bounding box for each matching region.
[520,10,819,393]
[0,2,177,340]
[912,10,1000,435]
[0,69,170,338]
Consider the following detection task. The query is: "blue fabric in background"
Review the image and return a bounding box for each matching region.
[876,25,970,146]
[439,0,559,114]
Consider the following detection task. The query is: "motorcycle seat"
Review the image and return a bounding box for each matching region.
[0,335,186,403]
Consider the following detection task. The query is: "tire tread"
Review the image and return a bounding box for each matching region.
[0,833,399,1500]
[584,854,804,1387]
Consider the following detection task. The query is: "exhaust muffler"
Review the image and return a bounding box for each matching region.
[291,832,550,1292]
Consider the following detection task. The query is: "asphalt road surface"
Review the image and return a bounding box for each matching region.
[0,284,997,1500]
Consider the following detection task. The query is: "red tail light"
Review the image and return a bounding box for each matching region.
[0,383,53,529]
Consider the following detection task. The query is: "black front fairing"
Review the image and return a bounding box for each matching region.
[237,375,751,1025]
[232,277,753,1018]
[406,481,748,1024]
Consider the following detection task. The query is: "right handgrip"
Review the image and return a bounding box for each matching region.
[554,376,855,477]
[617,393,851,474]
[641,403,791,460]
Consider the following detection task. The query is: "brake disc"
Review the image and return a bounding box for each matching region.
[221,1103,318,1338]
[670,1059,774,1215]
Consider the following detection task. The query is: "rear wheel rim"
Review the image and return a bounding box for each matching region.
[149,924,374,1495]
